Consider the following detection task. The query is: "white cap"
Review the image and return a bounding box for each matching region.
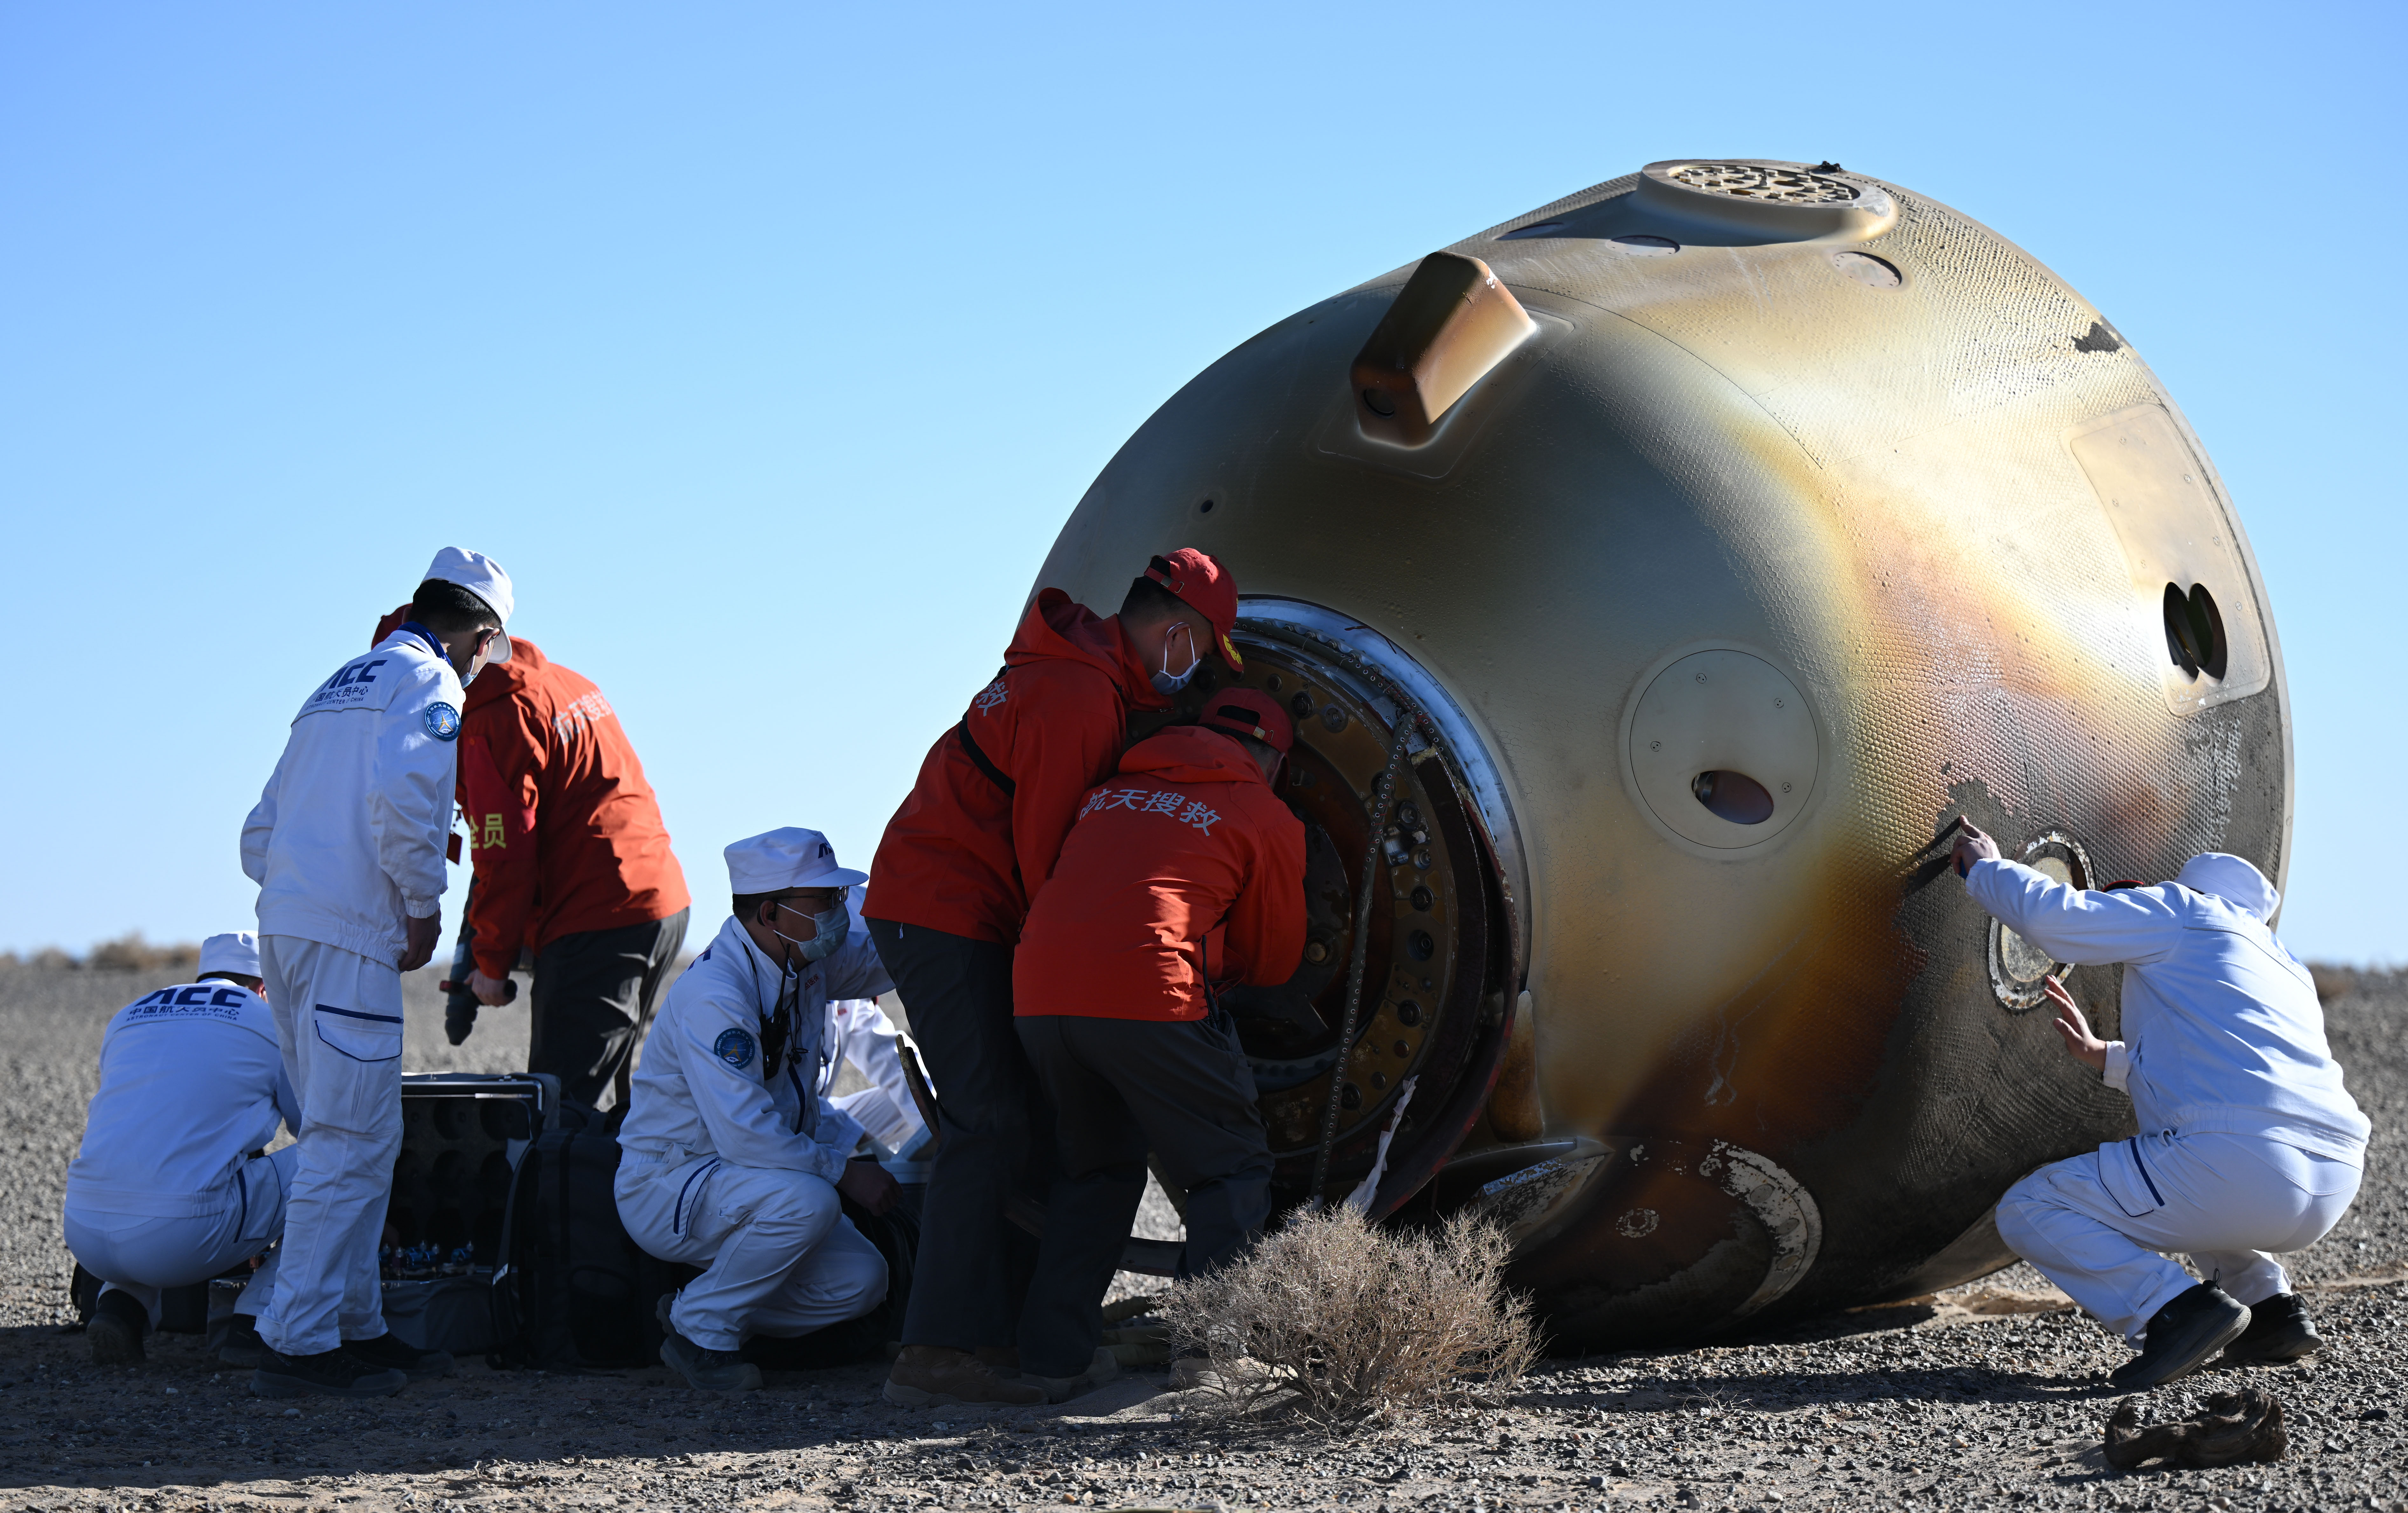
[725,827,868,895]
[2174,853,2279,922]
[198,931,261,980]
[422,547,515,664]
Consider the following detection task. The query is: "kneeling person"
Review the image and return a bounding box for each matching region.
[616,828,901,1393]
[1008,690,1305,1401]
[1953,824,2368,1389]
[64,933,300,1366]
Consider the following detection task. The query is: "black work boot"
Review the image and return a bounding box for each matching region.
[2219,1292,2322,1365]
[660,1329,762,1393]
[653,1290,759,1393]
[86,1289,147,1366]
[218,1314,269,1369]
[2111,1283,2251,1391]
[251,1345,407,1399]
[345,1330,454,1379]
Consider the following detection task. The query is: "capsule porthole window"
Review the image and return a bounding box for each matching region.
[1986,831,2095,1011]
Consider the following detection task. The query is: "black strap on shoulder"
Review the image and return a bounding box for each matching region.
[956,665,1016,797]
[955,720,1015,797]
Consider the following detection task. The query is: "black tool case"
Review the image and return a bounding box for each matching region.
[380,1072,557,1354]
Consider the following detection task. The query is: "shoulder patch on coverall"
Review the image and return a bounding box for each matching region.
[713,1027,756,1069]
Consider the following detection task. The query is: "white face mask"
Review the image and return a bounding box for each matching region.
[1151,624,1202,695]
[770,900,850,966]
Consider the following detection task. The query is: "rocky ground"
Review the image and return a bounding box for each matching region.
[0,963,2400,1513]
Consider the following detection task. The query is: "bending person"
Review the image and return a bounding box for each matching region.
[382,608,691,1110]
[1009,690,1304,1401]
[64,933,299,1367]
[1952,823,2367,1389]
[616,829,900,1394]
[865,547,1244,1406]
[239,548,513,1397]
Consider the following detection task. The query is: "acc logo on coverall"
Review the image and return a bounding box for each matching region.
[713,1028,756,1070]
[424,703,461,741]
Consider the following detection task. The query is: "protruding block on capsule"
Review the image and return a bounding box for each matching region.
[1351,251,1535,447]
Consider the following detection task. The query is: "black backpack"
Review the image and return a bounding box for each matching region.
[487,1107,677,1370]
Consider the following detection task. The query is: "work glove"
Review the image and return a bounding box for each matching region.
[443,916,481,1044]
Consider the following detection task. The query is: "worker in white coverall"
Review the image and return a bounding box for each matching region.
[64,932,300,1368]
[616,829,902,1393]
[1952,823,2368,1390]
[238,547,515,1399]
[824,889,936,1166]
[824,1005,933,1163]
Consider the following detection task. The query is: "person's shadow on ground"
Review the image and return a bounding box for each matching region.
[0,1319,954,1496]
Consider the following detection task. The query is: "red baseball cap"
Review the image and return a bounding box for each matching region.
[1200,688,1293,755]
[1144,548,1244,671]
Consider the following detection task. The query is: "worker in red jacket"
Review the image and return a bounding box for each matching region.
[866,548,1243,1407]
[1007,689,1304,1402]
[375,609,691,1108]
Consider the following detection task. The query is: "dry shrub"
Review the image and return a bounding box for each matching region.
[83,933,200,974]
[2308,963,2358,1004]
[1159,1204,1538,1431]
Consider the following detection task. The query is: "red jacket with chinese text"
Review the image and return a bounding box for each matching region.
[1011,726,1305,1021]
[866,590,1169,945]
[453,639,690,977]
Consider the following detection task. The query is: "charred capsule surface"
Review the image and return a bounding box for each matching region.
[1030,160,2285,1345]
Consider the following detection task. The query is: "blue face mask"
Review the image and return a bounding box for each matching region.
[1150,625,1203,695]
[771,900,850,966]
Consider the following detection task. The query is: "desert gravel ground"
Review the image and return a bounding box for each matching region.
[0,962,2401,1513]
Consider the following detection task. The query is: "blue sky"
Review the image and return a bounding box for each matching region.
[3,3,2401,963]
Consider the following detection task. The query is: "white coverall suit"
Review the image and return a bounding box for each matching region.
[615,910,896,1352]
[825,996,933,1161]
[64,981,303,1327]
[240,624,464,1355]
[824,886,935,1163]
[1970,853,2368,1340]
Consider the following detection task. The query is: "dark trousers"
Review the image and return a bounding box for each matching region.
[527,908,690,1109]
[1013,1010,1272,1378]
[866,917,1045,1352]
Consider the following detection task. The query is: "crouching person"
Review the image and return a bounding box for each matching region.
[64,933,300,1367]
[616,828,901,1393]
[1007,691,1305,1402]
[1953,824,2368,1389]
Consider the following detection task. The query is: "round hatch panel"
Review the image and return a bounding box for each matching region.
[1627,649,1819,850]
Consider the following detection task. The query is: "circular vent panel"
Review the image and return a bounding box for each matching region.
[1668,163,1861,205]
[1635,160,1898,243]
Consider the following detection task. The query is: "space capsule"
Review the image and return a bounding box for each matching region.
[1031,160,2287,1345]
